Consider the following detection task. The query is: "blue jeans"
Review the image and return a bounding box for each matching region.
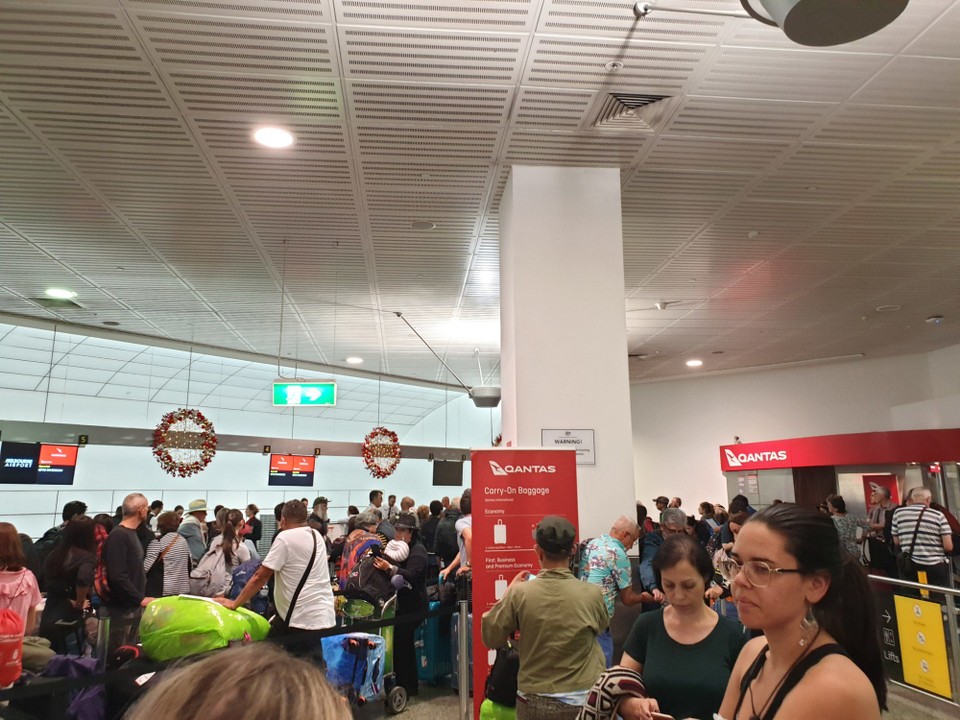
[597,629,613,668]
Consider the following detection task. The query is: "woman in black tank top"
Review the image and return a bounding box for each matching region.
[713,504,886,720]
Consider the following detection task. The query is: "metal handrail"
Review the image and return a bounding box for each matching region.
[867,573,960,597]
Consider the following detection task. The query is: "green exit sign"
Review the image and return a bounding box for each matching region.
[272,381,337,407]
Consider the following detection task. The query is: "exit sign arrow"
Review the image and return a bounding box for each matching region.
[272,381,337,407]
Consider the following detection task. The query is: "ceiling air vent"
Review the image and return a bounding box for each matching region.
[30,297,85,310]
[593,93,680,132]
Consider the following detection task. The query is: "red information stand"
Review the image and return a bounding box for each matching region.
[470,448,579,719]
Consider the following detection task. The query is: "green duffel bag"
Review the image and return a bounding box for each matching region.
[139,595,269,662]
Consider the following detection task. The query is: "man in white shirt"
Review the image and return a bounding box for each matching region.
[217,500,335,664]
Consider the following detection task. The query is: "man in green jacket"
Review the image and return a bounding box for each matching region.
[482,516,607,720]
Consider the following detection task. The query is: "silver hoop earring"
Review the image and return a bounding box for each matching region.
[799,605,819,647]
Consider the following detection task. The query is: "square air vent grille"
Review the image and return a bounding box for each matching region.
[30,297,85,310]
[593,93,678,131]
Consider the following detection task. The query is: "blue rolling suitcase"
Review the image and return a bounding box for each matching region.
[450,611,473,694]
[322,632,386,706]
[416,601,452,683]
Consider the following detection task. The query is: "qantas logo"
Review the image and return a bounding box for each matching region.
[724,448,787,467]
[489,461,556,476]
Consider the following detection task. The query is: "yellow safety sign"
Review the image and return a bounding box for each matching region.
[893,595,951,698]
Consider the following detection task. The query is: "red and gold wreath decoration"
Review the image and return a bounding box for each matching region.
[362,426,401,479]
[153,408,218,478]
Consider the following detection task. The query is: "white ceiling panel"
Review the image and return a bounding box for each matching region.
[0,0,958,392]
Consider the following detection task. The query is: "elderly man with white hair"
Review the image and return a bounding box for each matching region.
[892,486,953,588]
[579,515,651,667]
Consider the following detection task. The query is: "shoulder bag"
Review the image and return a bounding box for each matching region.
[269,529,317,635]
[895,507,926,578]
[144,537,179,597]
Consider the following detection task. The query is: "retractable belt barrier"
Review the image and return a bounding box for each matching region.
[0,602,456,705]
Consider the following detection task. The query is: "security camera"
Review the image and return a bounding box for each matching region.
[634,2,654,18]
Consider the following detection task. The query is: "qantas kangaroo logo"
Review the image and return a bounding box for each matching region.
[489,460,556,476]
[725,448,787,467]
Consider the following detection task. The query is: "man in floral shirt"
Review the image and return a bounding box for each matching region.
[579,516,650,666]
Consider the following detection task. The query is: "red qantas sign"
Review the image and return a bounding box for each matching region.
[39,444,78,467]
[269,455,315,473]
[719,429,960,472]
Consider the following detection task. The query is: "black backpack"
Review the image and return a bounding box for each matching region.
[342,554,394,609]
[434,514,460,565]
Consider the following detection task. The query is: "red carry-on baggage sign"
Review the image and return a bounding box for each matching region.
[470,448,578,719]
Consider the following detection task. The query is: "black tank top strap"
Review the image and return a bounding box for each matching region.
[732,644,769,719]
[761,643,847,720]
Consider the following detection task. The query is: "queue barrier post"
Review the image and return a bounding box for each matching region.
[456,573,472,720]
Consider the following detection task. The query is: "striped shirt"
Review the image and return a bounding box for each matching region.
[891,505,950,565]
[144,533,193,596]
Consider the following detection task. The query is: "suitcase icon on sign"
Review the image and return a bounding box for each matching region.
[493,520,507,544]
[494,574,507,599]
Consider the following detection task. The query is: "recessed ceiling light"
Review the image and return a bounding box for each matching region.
[686,359,703,368]
[926,315,944,324]
[711,350,724,355]
[604,60,624,72]
[746,230,759,239]
[875,304,901,313]
[45,288,76,300]
[102,321,120,327]
[411,220,436,231]
[253,127,294,148]
[345,356,364,364]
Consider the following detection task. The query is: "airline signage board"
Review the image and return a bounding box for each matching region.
[470,449,578,720]
[719,429,960,472]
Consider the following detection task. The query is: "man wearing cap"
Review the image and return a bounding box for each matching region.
[580,516,651,667]
[653,495,669,523]
[482,516,607,720]
[373,511,427,697]
[178,498,209,562]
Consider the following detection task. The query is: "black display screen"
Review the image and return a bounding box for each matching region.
[0,441,41,484]
[432,460,464,487]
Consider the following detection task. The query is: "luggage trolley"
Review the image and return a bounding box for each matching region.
[325,595,407,715]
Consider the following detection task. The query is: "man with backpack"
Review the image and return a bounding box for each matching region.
[434,496,462,579]
[34,500,87,589]
[217,500,334,665]
[99,493,156,655]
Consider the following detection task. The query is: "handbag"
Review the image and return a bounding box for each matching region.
[145,537,179,597]
[269,529,317,634]
[485,637,520,707]
[895,507,926,577]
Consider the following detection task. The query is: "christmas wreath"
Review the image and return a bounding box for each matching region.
[153,408,218,478]
[362,425,401,479]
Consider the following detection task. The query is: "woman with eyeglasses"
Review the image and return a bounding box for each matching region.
[715,503,885,720]
[617,534,748,720]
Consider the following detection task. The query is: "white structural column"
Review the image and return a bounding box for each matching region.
[499,166,636,538]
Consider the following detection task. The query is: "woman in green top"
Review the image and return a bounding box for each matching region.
[619,534,747,720]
